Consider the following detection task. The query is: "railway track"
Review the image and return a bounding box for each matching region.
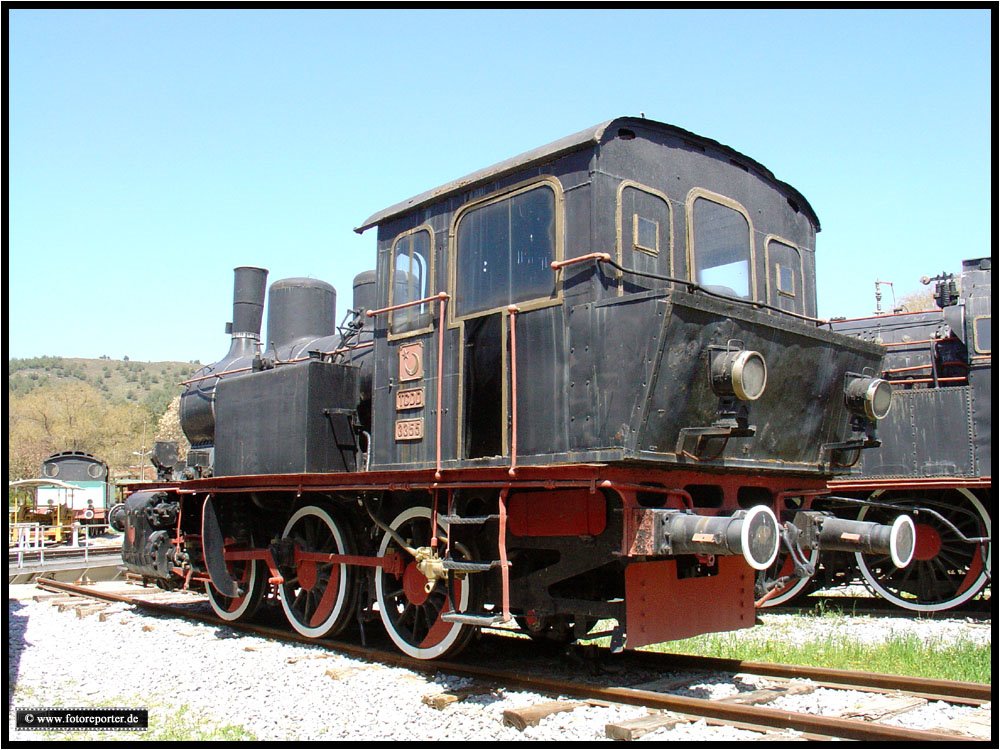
[33,578,991,742]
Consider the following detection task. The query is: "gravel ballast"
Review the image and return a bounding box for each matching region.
[6,584,990,741]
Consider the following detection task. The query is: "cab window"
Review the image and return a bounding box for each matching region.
[390,228,432,335]
[973,316,991,353]
[691,197,752,299]
[456,185,555,317]
[767,239,803,313]
[621,185,670,257]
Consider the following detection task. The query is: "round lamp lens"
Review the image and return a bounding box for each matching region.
[733,351,767,401]
[867,379,893,420]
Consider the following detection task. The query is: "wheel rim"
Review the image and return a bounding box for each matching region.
[855,489,992,612]
[756,546,818,607]
[375,506,473,660]
[279,505,356,638]
[206,554,265,622]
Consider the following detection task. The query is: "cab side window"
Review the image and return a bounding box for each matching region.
[390,228,432,335]
[691,196,752,299]
[621,185,670,258]
[973,316,991,354]
[455,185,556,317]
[766,239,803,314]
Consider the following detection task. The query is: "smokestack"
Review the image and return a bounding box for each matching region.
[232,266,269,337]
[180,266,269,452]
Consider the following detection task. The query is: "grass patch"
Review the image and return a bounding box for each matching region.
[582,606,991,684]
[145,705,258,741]
[641,632,991,684]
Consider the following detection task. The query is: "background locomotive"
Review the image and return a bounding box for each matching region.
[113,117,914,659]
[758,258,992,611]
[813,258,989,612]
[36,451,111,525]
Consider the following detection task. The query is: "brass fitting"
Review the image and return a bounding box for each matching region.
[413,546,447,593]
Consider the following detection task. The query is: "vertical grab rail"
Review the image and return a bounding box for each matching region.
[435,294,448,479]
[929,339,939,389]
[367,291,451,480]
[507,305,520,478]
[498,487,512,622]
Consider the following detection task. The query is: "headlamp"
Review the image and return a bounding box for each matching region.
[711,350,767,401]
[845,376,892,420]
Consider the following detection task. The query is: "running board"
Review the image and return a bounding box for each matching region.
[441,559,506,573]
[438,514,500,526]
[440,612,509,626]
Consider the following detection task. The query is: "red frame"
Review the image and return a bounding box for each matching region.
[170,464,825,589]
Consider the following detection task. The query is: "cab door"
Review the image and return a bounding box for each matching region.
[451,180,562,460]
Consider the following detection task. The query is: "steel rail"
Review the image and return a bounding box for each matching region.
[34,578,987,742]
[621,650,991,705]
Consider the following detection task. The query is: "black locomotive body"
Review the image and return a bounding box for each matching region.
[114,118,914,658]
[816,258,991,611]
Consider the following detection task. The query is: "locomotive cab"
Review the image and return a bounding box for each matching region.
[357,118,886,479]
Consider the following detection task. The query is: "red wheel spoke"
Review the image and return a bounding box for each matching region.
[376,506,476,660]
[280,505,357,639]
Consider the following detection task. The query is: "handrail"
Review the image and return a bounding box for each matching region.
[888,376,967,386]
[498,488,511,621]
[179,341,375,386]
[507,305,520,478]
[550,252,612,271]
[434,296,448,479]
[553,251,828,326]
[883,363,936,374]
[881,338,948,348]
[366,291,450,318]
[182,366,253,386]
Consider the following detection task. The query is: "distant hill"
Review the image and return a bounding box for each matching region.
[8,356,200,416]
[7,357,201,480]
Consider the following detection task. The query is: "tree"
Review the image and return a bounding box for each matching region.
[154,395,190,463]
[7,382,149,480]
[896,276,962,313]
[896,288,936,312]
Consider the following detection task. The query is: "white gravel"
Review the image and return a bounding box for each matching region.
[744,610,992,649]
[6,584,990,742]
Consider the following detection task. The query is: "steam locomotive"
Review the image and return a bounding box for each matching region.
[38,451,111,523]
[10,452,111,540]
[764,258,991,612]
[111,117,915,659]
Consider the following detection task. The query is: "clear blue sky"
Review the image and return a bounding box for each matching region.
[8,8,992,363]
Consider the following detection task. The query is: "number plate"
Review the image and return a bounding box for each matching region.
[396,387,425,411]
[394,418,424,441]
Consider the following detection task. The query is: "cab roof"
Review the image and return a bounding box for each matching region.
[355,116,820,233]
